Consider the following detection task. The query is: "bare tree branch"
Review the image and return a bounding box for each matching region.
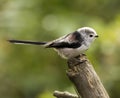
[66,54,110,98]
[53,54,110,98]
[53,90,79,98]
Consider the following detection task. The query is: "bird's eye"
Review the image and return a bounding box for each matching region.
[89,35,93,37]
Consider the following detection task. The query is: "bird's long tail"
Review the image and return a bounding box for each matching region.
[8,39,47,45]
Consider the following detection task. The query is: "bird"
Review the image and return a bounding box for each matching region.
[8,27,98,59]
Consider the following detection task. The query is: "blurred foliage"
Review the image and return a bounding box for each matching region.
[0,0,120,98]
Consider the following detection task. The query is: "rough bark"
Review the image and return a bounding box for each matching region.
[54,54,110,98]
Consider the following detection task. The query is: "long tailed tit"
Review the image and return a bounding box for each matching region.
[8,27,98,59]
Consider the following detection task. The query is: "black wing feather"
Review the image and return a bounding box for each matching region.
[46,31,83,48]
[47,42,81,48]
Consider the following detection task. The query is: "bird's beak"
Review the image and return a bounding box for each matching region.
[95,35,99,38]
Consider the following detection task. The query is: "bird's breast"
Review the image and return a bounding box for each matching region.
[55,45,88,59]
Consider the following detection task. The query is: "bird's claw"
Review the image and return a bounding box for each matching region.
[67,56,87,67]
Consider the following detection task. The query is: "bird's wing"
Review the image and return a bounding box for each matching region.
[45,31,84,48]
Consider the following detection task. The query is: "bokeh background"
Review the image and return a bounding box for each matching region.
[0,0,120,98]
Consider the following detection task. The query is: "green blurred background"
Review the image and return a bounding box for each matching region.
[0,0,120,98]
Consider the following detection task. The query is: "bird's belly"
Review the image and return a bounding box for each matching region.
[56,45,88,59]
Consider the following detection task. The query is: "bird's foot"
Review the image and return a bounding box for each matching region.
[67,56,87,67]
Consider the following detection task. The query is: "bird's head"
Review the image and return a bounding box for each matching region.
[77,27,98,43]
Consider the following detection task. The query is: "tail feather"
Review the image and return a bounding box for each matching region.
[8,39,47,45]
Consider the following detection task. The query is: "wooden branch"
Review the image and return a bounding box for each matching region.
[53,90,79,98]
[53,54,110,98]
[66,54,110,98]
